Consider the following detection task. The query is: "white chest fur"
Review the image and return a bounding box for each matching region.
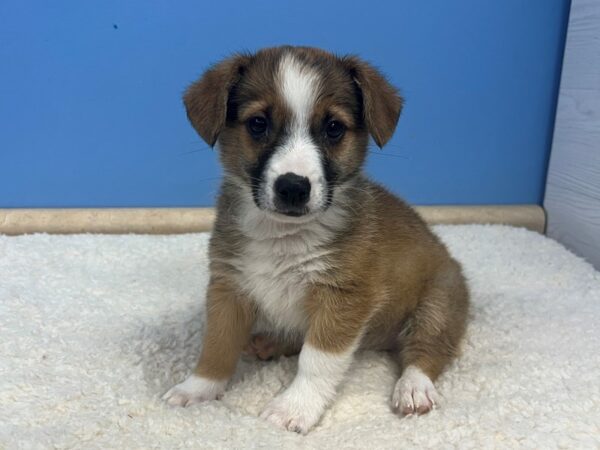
[235,227,331,333]
[231,204,347,334]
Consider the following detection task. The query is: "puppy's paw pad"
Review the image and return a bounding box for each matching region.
[391,365,440,416]
[260,397,317,435]
[244,334,277,361]
[162,375,226,407]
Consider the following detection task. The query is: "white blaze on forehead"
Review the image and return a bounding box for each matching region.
[263,54,325,212]
[279,54,320,127]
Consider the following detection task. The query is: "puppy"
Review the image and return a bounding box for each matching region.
[163,46,469,434]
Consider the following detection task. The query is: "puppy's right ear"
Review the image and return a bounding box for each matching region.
[184,54,251,147]
[342,56,403,148]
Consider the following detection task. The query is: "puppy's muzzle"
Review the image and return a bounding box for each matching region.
[274,172,311,216]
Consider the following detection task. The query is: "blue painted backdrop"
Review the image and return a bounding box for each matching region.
[0,1,569,207]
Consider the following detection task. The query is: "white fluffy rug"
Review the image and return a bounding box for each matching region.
[1,225,599,449]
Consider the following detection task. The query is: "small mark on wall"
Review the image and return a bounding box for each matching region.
[113,23,118,30]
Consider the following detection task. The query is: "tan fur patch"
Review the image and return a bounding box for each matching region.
[194,277,255,380]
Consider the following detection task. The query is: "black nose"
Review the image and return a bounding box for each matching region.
[274,173,311,210]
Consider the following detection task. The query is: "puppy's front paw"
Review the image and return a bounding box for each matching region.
[162,375,226,407]
[392,365,440,416]
[260,392,323,435]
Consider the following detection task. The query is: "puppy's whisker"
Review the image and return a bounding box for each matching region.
[178,146,213,156]
[195,176,223,183]
[367,150,408,159]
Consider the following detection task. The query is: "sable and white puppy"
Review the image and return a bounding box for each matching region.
[163,46,469,434]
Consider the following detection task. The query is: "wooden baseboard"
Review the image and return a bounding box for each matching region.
[416,205,545,233]
[0,205,545,235]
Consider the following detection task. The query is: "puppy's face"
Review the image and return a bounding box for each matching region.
[185,47,402,219]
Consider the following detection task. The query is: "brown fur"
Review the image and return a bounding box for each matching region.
[194,277,255,379]
[184,46,468,410]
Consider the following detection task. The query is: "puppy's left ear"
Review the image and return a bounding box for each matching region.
[184,53,251,147]
[343,56,403,148]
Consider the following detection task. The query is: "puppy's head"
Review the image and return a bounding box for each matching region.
[185,46,402,219]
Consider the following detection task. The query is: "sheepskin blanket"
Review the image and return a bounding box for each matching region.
[1,225,599,449]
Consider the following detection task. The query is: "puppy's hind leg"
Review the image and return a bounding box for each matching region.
[392,259,469,416]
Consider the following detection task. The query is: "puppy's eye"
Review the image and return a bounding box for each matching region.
[325,120,345,141]
[247,116,268,138]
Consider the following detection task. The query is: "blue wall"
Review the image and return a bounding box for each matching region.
[0,1,569,207]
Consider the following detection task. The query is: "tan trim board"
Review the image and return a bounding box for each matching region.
[416,205,545,233]
[0,208,216,235]
[0,205,545,235]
